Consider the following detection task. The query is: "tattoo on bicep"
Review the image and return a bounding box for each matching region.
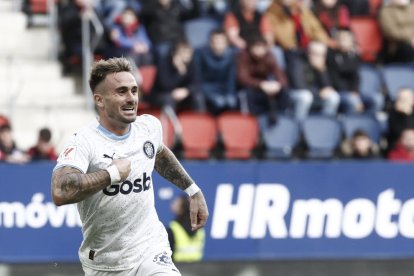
[155,147,194,190]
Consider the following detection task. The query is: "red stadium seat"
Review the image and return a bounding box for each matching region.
[178,112,217,159]
[217,112,259,159]
[138,66,157,95]
[350,17,383,62]
[139,109,176,149]
[30,0,48,14]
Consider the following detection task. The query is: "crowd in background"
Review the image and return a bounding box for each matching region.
[4,0,414,163]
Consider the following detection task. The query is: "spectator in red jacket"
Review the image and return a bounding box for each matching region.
[388,128,414,161]
[27,128,57,161]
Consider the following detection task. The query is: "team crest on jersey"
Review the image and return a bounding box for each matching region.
[153,252,173,266]
[143,141,155,159]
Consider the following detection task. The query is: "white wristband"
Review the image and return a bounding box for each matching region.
[184,183,200,197]
[106,165,121,184]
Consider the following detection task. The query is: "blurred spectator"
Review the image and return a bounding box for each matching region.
[0,115,9,128]
[0,125,30,164]
[151,40,205,112]
[378,0,414,64]
[341,0,374,16]
[327,28,364,114]
[305,41,341,116]
[57,0,86,74]
[223,0,274,49]
[195,29,238,115]
[342,129,380,159]
[107,6,153,66]
[27,128,57,161]
[237,36,288,123]
[95,0,141,29]
[388,128,414,161]
[167,194,205,262]
[266,0,333,93]
[387,88,414,149]
[313,0,350,38]
[140,0,200,58]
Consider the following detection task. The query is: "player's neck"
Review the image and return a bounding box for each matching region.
[98,118,131,136]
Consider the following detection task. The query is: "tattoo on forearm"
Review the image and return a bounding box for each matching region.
[155,147,194,190]
[52,166,111,205]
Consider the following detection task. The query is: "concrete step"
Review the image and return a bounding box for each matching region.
[0,0,14,12]
[0,11,26,33]
[0,27,54,60]
[11,107,96,151]
[0,59,62,80]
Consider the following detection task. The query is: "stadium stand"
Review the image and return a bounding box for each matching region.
[258,114,300,159]
[350,17,383,63]
[217,111,259,159]
[302,115,342,159]
[382,65,414,101]
[178,111,217,159]
[341,114,382,144]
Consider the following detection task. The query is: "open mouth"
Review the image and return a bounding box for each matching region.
[121,106,135,112]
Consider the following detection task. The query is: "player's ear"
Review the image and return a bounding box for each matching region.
[94,93,104,108]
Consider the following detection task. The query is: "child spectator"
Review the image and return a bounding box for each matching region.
[388,128,414,161]
[195,29,238,115]
[27,128,57,161]
[0,125,30,164]
[313,0,350,38]
[387,88,414,150]
[151,40,205,112]
[343,129,380,159]
[327,28,364,114]
[108,7,152,66]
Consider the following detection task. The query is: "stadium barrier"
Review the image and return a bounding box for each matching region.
[1,161,414,262]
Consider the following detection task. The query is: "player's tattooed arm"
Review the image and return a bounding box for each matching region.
[154,146,194,190]
[51,166,111,206]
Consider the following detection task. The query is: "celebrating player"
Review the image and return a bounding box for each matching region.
[51,57,208,276]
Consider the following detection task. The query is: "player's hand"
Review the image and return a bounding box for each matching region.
[189,191,209,231]
[111,159,131,181]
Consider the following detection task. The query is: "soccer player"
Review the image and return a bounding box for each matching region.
[51,57,208,276]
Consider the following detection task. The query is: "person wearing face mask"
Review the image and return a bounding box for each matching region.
[379,0,414,64]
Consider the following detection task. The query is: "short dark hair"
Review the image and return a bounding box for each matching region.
[89,57,133,93]
[209,28,226,39]
[39,128,52,142]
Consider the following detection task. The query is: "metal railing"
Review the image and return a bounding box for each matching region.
[81,6,104,110]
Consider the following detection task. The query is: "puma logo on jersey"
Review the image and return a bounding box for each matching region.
[103,172,151,196]
[103,153,115,160]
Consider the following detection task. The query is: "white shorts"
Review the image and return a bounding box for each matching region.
[82,250,181,276]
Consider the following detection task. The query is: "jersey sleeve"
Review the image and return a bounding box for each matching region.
[54,132,92,173]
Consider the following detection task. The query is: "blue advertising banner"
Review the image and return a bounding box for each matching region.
[1,161,414,262]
